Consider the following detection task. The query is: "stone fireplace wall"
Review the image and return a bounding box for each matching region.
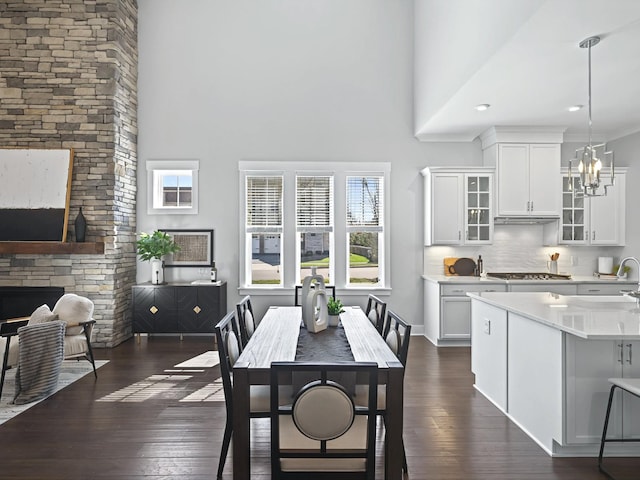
[0,0,138,347]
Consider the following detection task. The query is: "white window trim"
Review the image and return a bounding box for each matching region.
[244,174,284,287]
[146,159,199,215]
[239,161,391,292]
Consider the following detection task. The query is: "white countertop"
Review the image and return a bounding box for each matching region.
[423,274,635,285]
[467,291,640,340]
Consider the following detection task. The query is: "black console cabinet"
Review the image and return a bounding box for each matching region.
[132,283,227,335]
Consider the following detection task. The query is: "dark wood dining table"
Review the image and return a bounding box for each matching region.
[232,305,405,480]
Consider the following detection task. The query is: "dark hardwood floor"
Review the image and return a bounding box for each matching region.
[0,335,635,479]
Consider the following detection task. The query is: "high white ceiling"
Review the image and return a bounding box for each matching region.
[414,0,640,142]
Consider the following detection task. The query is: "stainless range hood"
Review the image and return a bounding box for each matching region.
[494,216,559,225]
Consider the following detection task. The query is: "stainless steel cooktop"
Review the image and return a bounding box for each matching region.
[486,272,572,281]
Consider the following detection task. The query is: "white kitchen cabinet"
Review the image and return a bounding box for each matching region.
[577,283,631,295]
[424,280,506,346]
[560,169,626,246]
[421,167,493,245]
[483,143,561,217]
[565,337,640,444]
[508,283,577,295]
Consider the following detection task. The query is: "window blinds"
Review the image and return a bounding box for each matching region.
[296,176,333,232]
[346,176,383,228]
[246,176,283,232]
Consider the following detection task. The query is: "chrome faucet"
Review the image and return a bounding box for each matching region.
[617,257,640,298]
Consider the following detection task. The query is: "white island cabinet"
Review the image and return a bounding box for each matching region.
[469,291,640,457]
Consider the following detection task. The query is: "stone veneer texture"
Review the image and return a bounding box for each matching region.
[0,0,138,347]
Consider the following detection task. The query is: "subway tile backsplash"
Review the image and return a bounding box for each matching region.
[424,224,624,277]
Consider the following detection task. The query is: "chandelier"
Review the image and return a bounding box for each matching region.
[567,36,614,197]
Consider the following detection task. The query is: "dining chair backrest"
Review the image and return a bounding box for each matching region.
[270,361,378,480]
[215,310,275,479]
[236,295,256,347]
[365,294,386,334]
[383,309,411,368]
[214,311,242,410]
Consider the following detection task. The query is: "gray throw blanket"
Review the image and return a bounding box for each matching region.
[13,321,65,405]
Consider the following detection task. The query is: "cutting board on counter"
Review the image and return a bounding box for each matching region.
[444,257,476,276]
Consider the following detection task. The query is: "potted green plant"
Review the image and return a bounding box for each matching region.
[614,264,631,278]
[327,297,344,326]
[136,231,181,284]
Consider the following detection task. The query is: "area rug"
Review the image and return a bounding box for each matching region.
[0,359,108,425]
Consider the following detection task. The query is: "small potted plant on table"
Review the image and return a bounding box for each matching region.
[327,297,345,327]
[136,231,181,285]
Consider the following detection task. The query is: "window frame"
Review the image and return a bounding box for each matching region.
[296,174,335,285]
[146,159,199,215]
[346,175,384,287]
[239,161,391,294]
[245,174,284,287]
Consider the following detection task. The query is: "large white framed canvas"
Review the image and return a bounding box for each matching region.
[0,148,74,241]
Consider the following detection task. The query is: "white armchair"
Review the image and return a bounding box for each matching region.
[0,293,97,400]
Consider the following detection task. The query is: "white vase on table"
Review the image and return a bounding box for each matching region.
[302,283,328,333]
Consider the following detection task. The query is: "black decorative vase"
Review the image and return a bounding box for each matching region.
[75,207,86,243]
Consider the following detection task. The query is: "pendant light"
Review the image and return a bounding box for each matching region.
[567,36,614,197]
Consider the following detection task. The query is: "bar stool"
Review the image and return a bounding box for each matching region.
[598,377,640,479]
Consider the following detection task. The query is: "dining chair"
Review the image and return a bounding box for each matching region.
[270,361,379,480]
[382,310,411,368]
[356,309,411,473]
[214,311,292,479]
[236,295,256,347]
[364,294,386,334]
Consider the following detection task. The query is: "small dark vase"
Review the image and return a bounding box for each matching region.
[75,207,87,243]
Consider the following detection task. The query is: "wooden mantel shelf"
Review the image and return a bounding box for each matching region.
[0,241,105,255]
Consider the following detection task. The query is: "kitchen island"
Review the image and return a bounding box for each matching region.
[468,291,640,457]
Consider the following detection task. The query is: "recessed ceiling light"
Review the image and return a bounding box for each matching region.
[568,105,583,112]
[475,104,490,111]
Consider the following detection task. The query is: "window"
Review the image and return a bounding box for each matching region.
[146,160,199,215]
[296,175,334,284]
[346,176,383,286]
[240,161,390,291]
[155,171,192,208]
[245,175,283,285]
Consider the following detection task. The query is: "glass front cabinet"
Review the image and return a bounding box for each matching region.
[422,167,494,245]
[559,169,626,246]
[561,175,586,243]
[466,174,492,243]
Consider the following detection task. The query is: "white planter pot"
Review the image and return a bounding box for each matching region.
[150,259,164,284]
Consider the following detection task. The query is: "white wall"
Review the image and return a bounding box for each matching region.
[137,0,481,330]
